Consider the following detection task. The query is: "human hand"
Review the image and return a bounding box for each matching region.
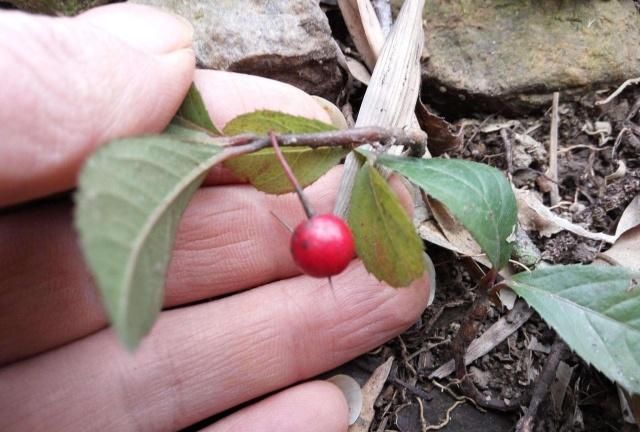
[0,4,430,431]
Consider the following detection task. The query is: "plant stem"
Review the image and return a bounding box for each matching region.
[219,126,428,220]
[223,126,426,152]
[219,127,427,217]
[515,337,568,432]
[268,131,315,219]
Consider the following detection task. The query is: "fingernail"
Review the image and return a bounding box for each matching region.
[326,374,363,426]
[78,3,194,54]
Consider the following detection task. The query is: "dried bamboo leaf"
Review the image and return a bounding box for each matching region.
[355,0,423,128]
[334,0,425,217]
[337,0,381,69]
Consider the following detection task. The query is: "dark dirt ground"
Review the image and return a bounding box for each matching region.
[326,6,640,432]
[331,87,640,432]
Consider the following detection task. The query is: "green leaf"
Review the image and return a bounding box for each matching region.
[174,83,221,136]
[75,136,229,349]
[224,147,349,194]
[223,110,336,135]
[222,110,341,194]
[348,164,425,287]
[164,123,220,144]
[374,154,516,269]
[508,265,640,394]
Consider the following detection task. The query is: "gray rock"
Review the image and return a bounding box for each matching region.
[418,0,640,114]
[132,0,343,100]
[5,0,108,15]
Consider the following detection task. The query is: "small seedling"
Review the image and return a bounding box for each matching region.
[268,131,355,278]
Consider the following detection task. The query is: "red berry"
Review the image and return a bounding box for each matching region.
[290,213,355,278]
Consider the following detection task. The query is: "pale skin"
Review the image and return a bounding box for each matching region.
[0,4,430,431]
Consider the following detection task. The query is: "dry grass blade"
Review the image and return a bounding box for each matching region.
[354,0,423,128]
[337,0,384,69]
[334,0,425,217]
[549,92,560,206]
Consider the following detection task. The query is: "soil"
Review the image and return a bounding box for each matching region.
[327,6,640,432]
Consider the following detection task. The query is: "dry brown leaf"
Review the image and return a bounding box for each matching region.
[551,361,575,416]
[599,226,640,272]
[349,357,394,432]
[355,0,385,59]
[337,0,383,69]
[345,56,372,85]
[415,100,463,156]
[497,287,518,310]
[429,300,533,379]
[618,386,640,425]
[418,220,489,267]
[515,188,617,243]
[427,197,482,254]
[615,194,640,238]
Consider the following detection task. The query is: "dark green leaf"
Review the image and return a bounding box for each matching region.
[75,136,229,349]
[224,147,348,194]
[175,83,221,136]
[509,264,640,394]
[348,164,425,287]
[374,154,516,269]
[223,110,336,135]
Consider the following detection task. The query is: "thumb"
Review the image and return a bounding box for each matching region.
[0,4,195,207]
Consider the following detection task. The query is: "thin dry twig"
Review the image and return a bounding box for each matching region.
[452,269,497,379]
[500,128,513,177]
[391,376,433,402]
[549,92,560,206]
[417,397,428,431]
[596,77,640,105]
[515,338,569,432]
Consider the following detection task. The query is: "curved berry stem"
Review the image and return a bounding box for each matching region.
[268,131,315,219]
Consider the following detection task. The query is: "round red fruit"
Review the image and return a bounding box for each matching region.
[290,213,355,278]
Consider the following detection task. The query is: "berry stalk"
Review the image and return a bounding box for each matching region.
[268,131,315,219]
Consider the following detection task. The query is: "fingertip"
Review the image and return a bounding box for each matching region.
[207,381,348,432]
[193,70,332,131]
[314,380,351,429]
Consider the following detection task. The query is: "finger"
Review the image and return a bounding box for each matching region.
[0,262,429,431]
[194,69,332,186]
[0,168,413,364]
[0,4,195,207]
[204,381,348,432]
[194,70,331,132]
